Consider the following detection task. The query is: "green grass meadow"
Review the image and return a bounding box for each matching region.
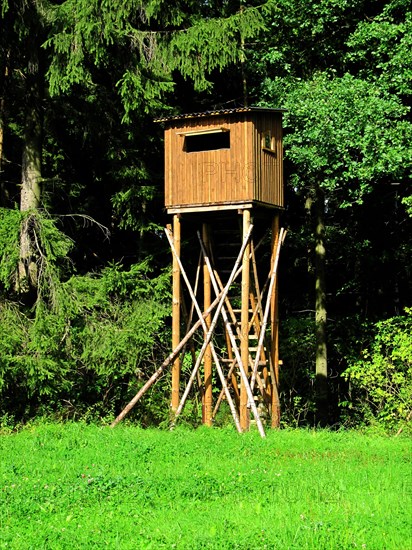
[0,424,411,549]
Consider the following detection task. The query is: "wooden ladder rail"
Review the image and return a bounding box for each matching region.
[166,226,255,432]
[197,230,266,438]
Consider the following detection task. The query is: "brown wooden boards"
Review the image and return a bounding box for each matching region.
[158,108,284,213]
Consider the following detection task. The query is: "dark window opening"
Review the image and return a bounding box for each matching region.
[185,131,230,152]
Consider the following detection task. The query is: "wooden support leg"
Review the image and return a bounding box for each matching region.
[270,213,281,428]
[240,209,251,431]
[203,223,213,426]
[198,230,266,438]
[166,226,253,434]
[171,214,181,414]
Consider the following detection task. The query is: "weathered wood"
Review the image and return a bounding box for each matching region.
[161,109,284,212]
[166,202,255,214]
[209,259,268,407]
[212,261,241,411]
[181,254,203,395]
[228,352,240,407]
[240,210,251,432]
[212,358,237,419]
[202,223,213,426]
[270,214,282,428]
[249,293,272,409]
[211,266,270,408]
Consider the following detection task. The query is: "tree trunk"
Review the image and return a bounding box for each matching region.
[0,49,10,206]
[314,187,328,425]
[239,3,248,107]
[18,39,43,291]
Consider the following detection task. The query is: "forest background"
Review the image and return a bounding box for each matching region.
[0,0,411,432]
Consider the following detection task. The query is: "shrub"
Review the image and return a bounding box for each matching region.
[342,308,412,430]
[278,316,316,426]
[0,210,172,422]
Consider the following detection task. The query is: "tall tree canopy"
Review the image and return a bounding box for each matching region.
[0,0,410,428]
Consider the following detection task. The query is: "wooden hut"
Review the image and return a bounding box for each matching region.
[157,107,284,213]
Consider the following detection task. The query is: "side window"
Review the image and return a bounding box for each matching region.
[262,131,276,153]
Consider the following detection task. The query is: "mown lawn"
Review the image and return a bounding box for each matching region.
[0,423,410,549]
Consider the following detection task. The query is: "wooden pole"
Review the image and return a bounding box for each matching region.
[270,213,281,428]
[249,293,271,409]
[208,263,268,404]
[110,287,228,427]
[198,229,266,438]
[180,254,204,396]
[202,223,213,426]
[171,214,181,413]
[111,224,254,429]
[240,209,251,431]
[249,242,264,332]
[225,330,240,408]
[251,227,285,392]
[212,358,237,419]
[249,242,271,406]
[166,227,251,433]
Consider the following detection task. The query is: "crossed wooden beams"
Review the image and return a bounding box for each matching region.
[111,215,285,438]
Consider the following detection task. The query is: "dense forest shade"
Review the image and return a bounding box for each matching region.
[0,0,411,429]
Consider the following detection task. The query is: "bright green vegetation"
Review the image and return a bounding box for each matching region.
[1,424,410,549]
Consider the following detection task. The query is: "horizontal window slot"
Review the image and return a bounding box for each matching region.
[184,130,230,153]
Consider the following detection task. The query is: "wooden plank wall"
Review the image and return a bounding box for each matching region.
[164,112,283,210]
[253,112,284,208]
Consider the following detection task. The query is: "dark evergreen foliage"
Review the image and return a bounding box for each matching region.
[0,0,411,429]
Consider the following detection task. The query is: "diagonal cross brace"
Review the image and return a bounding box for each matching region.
[197,231,266,438]
[110,278,232,427]
[250,227,286,392]
[165,226,253,432]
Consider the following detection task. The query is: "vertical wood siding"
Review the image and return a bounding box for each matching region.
[164,111,283,210]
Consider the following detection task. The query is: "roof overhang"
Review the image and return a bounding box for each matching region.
[154,106,286,124]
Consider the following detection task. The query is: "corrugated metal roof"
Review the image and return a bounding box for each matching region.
[154,106,285,123]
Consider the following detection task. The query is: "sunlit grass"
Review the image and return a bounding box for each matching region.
[1,424,410,549]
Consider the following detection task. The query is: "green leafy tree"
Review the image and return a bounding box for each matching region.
[0,252,171,421]
[343,308,412,430]
[346,0,412,98]
[0,0,275,423]
[263,71,412,423]
[252,1,412,425]
[0,1,48,290]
